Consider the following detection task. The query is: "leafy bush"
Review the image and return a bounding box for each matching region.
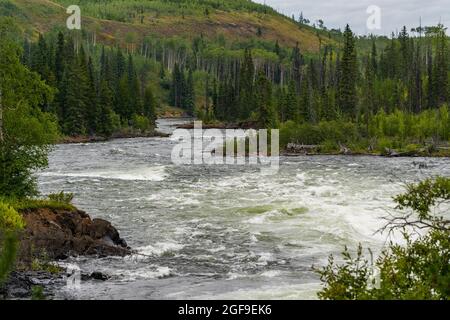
[0,201,25,285]
[132,114,151,132]
[0,202,25,231]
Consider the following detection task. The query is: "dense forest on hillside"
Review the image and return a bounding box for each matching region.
[1,0,448,153]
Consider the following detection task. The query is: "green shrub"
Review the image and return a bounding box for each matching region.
[48,191,74,205]
[320,140,339,153]
[0,201,24,285]
[31,286,45,300]
[0,202,25,231]
[132,114,151,132]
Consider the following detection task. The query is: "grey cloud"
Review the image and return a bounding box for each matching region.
[255,0,450,35]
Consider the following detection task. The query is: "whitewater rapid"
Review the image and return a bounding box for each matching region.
[37,118,450,300]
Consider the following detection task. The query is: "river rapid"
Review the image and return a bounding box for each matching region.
[37,118,450,300]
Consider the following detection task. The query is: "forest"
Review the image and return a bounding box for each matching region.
[22,18,450,154]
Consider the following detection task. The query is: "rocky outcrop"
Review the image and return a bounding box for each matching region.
[19,208,131,262]
[0,271,64,300]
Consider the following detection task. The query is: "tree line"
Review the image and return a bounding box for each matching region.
[22,32,157,137]
[207,24,449,125]
[13,22,450,148]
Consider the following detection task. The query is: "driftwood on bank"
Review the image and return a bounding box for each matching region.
[285,143,319,155]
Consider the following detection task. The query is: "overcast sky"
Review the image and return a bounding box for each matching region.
[254,0,450,35]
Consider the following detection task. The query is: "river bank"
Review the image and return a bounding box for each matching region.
[58,130,170,144]
[177,121,450,158]
[1,205,130,299]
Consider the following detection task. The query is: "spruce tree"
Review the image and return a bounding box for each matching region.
[255,71,276,128]
[97,80,115,137]
[238,48,255,119]
[143,86,157,125]
[183,69,195,115]
[432,25,449,107]
[55,32,65,84]
[86,56,99,135]
[285,80,299,121]
[338,24,358,119]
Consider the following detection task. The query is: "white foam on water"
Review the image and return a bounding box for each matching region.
[260,270,283,277]
[113,266,173,281]
[206,245,226,253]
[136,242,185,257]
[257,252,276,265]
[193,282,321,300]
[41,165,168,182]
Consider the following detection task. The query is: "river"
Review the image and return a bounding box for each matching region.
[37,118,450,300]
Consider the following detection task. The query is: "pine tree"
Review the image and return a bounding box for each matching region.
[127,54,142,116]
[255,71,276,128]
[116,74,131,121]
[55,32,65,84]
[432,25,449,107]
[183,69,195,115]
[291,42,303,92]
[238,48,255,119]
[97,80,115,137]
[170,63,184,108]
[285,80,299,121]
[86,56,99,135]
[338,24,358,119]
[143,86,157,125]
[299,72,311,121]
[61,65,86,136]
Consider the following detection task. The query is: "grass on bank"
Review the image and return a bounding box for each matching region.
[0,192,76,212]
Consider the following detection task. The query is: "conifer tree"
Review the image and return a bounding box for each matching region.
[143,86,157,125]
[238,48,255,119]
[86,56,99,134]
[432,25,449,107]
[255,71,276,128]
[338,24,358,119]
[285,80,299,121]
[97,80,115,137]
[183,69,195,115]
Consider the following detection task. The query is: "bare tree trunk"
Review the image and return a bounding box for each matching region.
[0,88,4,143]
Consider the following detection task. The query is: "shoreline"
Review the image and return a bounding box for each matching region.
[1,205,131,299]
[177,122,450,158]
[57,130,170,144]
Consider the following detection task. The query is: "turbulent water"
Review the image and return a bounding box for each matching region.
[37,118,450,300]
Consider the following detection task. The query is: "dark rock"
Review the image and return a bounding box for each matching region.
[90,272,109,281]
[80,271,110,281]
[0,271,64,299]
[19,208,131,262]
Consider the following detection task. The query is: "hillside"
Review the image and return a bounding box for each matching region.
[1,0,330,52]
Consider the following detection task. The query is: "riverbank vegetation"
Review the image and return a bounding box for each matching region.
[280,106,450,155]
[0,19,75,290]
[317,177,450,300]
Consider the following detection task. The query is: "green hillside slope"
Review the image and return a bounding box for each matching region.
[1,0,331,52]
